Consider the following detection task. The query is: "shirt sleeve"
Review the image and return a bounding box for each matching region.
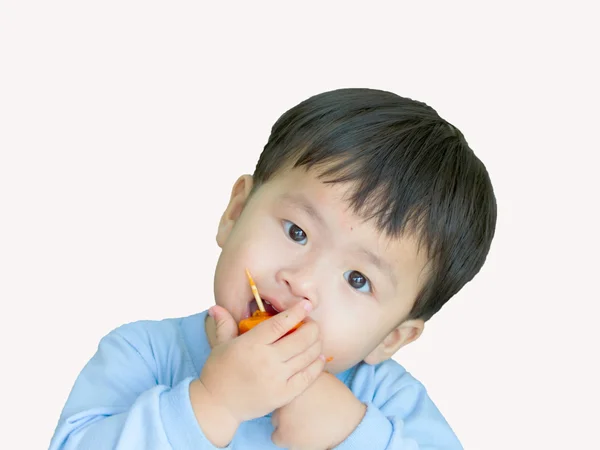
[49,327,230,450]
[334,368,463,450]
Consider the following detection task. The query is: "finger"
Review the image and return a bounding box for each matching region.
[286,352,326,397]
[272,320,320,361]
[209,305,239,345]
[253,300,312,344]
[284,339,323,377]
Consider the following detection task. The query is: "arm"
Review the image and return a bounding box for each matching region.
[271,368,462,450]
[334,377,463,450]
[49,327,234,450]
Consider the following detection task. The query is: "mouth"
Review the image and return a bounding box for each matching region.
[244,297,282,319]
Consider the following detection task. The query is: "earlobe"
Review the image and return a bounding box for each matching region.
[364,319,424,365]
[216,175,254,248]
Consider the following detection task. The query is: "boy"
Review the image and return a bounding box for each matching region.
[50,88,496,449]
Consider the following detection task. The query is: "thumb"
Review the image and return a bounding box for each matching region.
[209,305,239,345]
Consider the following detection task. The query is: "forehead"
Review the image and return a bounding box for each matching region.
[258,168,430,289]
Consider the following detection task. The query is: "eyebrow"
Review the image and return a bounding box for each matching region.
[280,193,327,229]
[356,246,397,286]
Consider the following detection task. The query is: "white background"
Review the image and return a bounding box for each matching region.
[1,2,598,449]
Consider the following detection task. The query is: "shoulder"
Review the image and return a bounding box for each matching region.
[100,313,205,381]
[353,359,462,447]
[109,315,187,349]
[352,359,435,417]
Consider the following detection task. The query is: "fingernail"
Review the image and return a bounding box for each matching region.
[303,300,312,312]
[208,307,215,318]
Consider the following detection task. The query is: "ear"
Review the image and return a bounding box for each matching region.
[363,319,424,365]
[216,175,254,248]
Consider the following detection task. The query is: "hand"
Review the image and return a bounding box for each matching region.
[198,300,326,424]
[271,372,367,450]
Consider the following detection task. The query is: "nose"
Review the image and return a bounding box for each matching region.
[275,264,319,307]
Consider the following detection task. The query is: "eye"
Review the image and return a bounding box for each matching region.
[283,220,308,245]
[343,270,372,293]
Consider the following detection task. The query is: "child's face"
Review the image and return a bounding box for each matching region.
[213,167,428,373]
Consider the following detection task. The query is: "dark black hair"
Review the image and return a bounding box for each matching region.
[253,88,497,321]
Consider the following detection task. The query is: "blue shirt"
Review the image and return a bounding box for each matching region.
[50,311,462,449]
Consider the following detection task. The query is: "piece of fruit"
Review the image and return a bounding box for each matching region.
[238,310,303,336]
[238,310,271,334]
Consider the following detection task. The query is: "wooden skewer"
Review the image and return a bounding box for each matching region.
[245,268,266,313]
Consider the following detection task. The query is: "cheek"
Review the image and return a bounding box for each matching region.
[314,301,380,360]
[218,218,286,279]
